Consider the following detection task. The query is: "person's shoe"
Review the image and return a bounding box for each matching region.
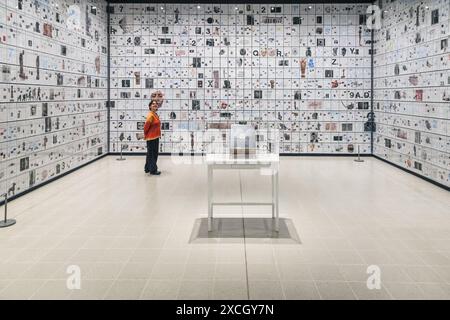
[150,171,161,175]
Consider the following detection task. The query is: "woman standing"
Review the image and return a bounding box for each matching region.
[144,100,161,175]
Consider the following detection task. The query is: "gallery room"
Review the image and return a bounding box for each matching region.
[0,0,449,302]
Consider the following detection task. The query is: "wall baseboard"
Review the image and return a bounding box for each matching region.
[110,152,450,191]
[0,154,108,207]
[109,152,372,157]
[2,152,446,207]
[372,155,449,191]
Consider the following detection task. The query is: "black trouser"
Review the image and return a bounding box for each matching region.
[145,138,159,173]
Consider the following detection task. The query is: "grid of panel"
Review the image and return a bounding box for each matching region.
[109,3,372,155]
[373,0,450,187]
[0,0,109,197]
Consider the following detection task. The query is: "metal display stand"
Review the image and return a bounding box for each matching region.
[206,154,280,232]
[0,193,16,228]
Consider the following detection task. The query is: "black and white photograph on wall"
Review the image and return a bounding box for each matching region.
[325,70,334,78]
[193,57,201,68]
[28,170,36,187]
[145,78,154,89]
[431,9,439,24]
[223,80,231,88]
[19,50,26,79]
[45,117,52,133]
[20,157,30,172]
[30,105,37,116]
[36,56,40,80]
[310,132,319,143]
[192,99,200,110]
[56,73,63,86]
[1,65,11,81]
[42,103,48,117]
[344,123,354,132]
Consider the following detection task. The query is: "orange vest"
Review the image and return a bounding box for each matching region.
[144,111,161,140]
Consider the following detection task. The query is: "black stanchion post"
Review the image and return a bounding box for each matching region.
[0,193,16,228]
[354,145,364,163]
[117,140,126,161]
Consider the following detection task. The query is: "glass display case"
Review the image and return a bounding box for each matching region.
[205,122,279,159]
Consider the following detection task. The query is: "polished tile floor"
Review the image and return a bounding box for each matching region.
[0,156,449,300]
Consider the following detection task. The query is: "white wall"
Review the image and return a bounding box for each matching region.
[0,0,109,197]
[373,0,450,187]
[109,3,372,155]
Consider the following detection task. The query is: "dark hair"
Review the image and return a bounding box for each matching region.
[148,100,157,108]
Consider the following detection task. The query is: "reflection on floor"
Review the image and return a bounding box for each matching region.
[190,218,300,243]
[0,156,449,300]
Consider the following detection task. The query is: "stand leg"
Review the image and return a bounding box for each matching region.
[208,165,213,232]
[3,193,6,222]
[271,170,275,219]
[275,169,279,232]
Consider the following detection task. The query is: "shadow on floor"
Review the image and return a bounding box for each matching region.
[189,217,301,244]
